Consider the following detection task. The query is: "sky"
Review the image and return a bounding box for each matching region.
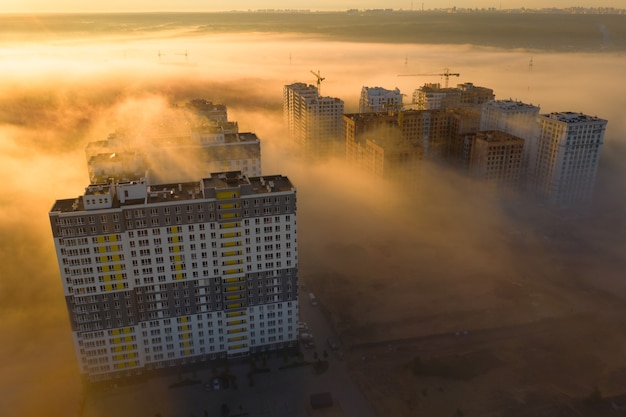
[0,0,624,13]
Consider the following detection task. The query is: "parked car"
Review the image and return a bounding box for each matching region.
[308,292,318,306]
[298,322,309,331]
[300,332,314,341]
[212,377,221,391]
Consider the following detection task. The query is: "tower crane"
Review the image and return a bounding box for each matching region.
[310,70,325,96]
[397,67,460,88]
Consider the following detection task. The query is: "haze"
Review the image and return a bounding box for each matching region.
[1,1,625,12]
[1,11,626,417]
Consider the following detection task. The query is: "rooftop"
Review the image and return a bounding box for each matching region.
[543,111,606,124]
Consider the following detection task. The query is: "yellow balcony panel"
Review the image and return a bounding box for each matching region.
[111,245,119,252]
[175,264,183,271]
[184,349,191,356]
[224,277,240,284]
[175,273,184,281]
[222,232,236,238]
[228,344,248,351]
[225,285,244,292]
[111,329,120,336]
[181,316,188,323]
[112,337,121,344]
[105,284,113,292]
[226,302,245,310]
[227,327,244,334]
[104,275,111,282]
[123,327,132,334]
[113,254,120,262]
[115,354,124,361]
[182,333,190,339]
[171,226,179,234]
[115,274,124,281]
[115,346,122,352]
[221,213,235,220]
[227,319,246,326]
[172,236,179,243]
[182,341,190,347]
[113,264,122,271]
[102,265,110,272]
[128,352,135,359]
[97,236,105,244]
[226,294,245,301]
[181,325,188,331]
[228,335,248,343]
[223,260,238,266]
[173,255,182,262]
[220,203,234,210]
[217,191,239,200]
[226,311,245,318]
[124,336,133,343]
[173,245,181,252]
[98,246,106,253]
[100,256,108,263]
[109,235,118,243]
[116,283,124,290]
[129,360,137,367]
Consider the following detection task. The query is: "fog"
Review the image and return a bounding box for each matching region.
[1,14,626,417]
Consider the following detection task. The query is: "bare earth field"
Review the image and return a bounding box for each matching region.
[304,211,626,417]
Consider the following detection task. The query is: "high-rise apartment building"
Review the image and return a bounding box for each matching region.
[529,112,607,207]
[86,100,261,185]
[49,171,298,381]
[343,113,423,186]
[480,100,540,182]
[412,82,494,110]
[469,131,524,193]
[283,82,345,158]
[359,86,403,113]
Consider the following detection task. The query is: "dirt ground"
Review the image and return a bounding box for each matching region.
[306,213,626,417]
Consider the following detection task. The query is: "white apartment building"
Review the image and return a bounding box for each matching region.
[530,112,607,207]
[359,86,403,113]
[480,100,541,181]
[49,172,298,381]
[86,100,261,185]
[283,82,345,158]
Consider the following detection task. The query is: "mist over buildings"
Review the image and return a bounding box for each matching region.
[1,12,626,417]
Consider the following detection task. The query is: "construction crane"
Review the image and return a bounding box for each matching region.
[397,67,460,88]
[310,70,325,96]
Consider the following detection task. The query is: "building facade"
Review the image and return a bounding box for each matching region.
[529,112,607,207]
[412,82,494,110]
[283,82,345,158]
[480,100,540,182]
[86,101,261,185]
[469,131,524,193]
[49,172,298,381]
[359,86,403,113]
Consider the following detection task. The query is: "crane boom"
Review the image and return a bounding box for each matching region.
[310,70,325,95]
[398,67,460,88]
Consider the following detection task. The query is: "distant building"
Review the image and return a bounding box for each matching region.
[412,82,494,110]
[480,100,540,182]
[469,131,524,193]
[359,86,403,113]
[49,171,299,382]
[343,112,422,186]
[85,100,261,185]
[529,111,607,207]
[283,82,345,159]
